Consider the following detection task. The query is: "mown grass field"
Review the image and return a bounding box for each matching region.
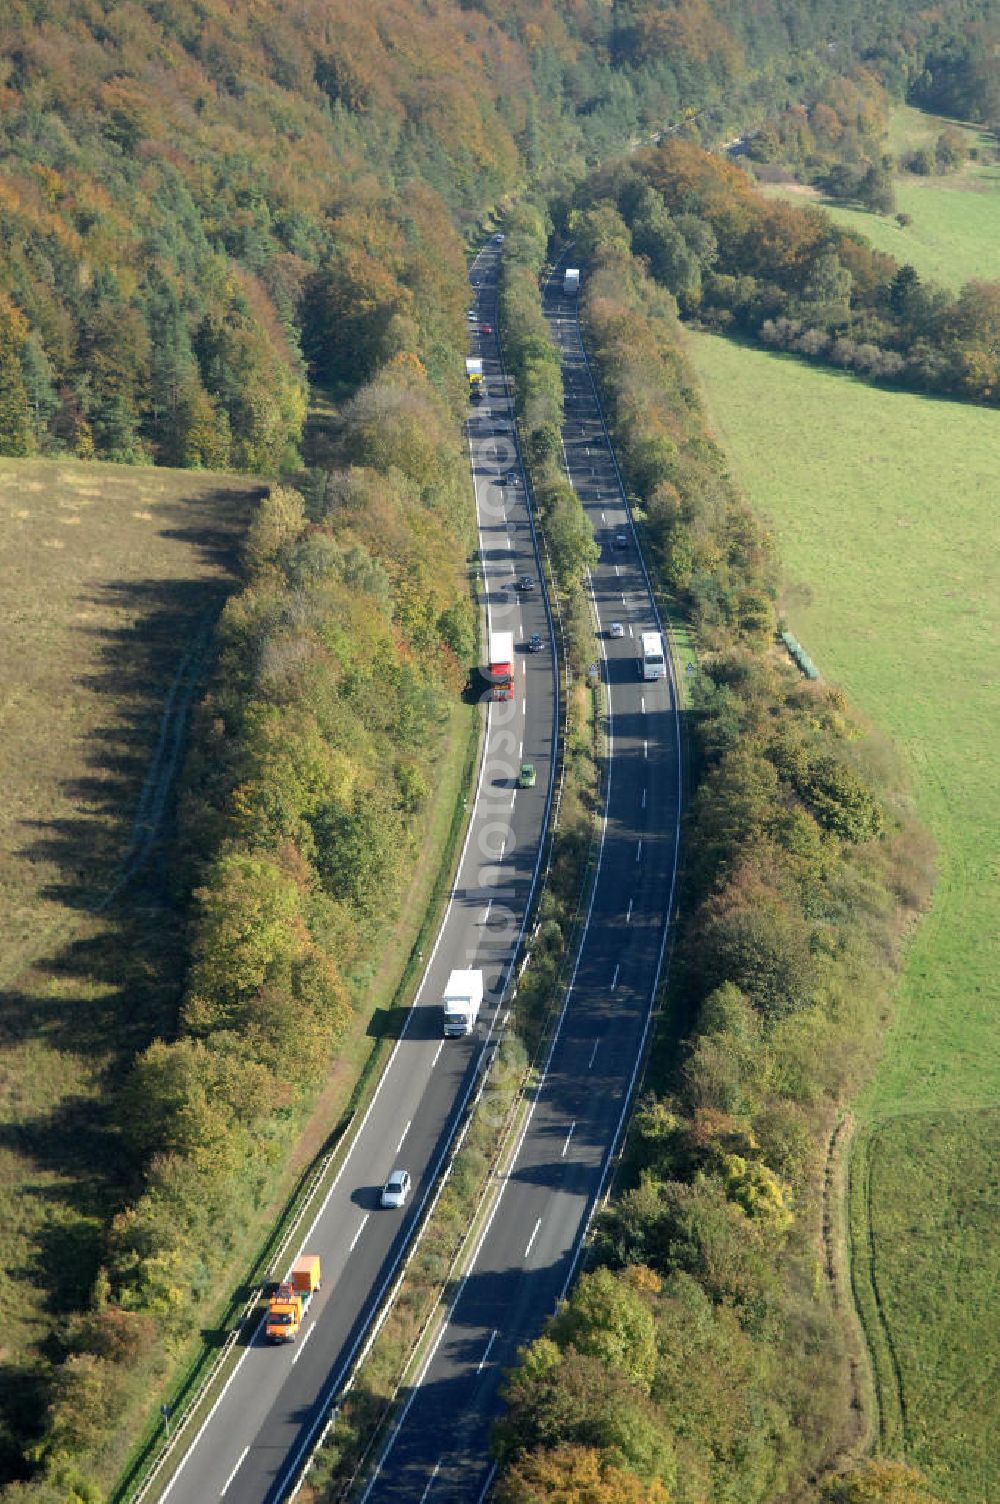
[0,458,259,1464]
[684,334,1000,1502]
[760,107,999,290]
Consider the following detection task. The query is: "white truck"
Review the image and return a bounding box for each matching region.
[442,968,484,1037]
[563,267,580,296]
[639,630,666,681]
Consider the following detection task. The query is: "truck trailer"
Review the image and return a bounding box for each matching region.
[266,1254,321,1342]
[639,630,666,682]
[563,267,580,296]
[442,969,484,1037]
[486,628,514,701]
[465,357,485,402]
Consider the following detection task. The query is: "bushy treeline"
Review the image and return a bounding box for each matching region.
[8,351,478,1502]
[1,0,995,466]
[742,65,897,212]
[499,201,598,671]
[491,234,937,1503]
[740,17,999,203]
[563,140,1000,405]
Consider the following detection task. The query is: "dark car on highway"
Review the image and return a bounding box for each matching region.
[517,574,536,592]
[528,632,544,652]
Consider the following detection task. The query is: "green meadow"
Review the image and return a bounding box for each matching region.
[684,333,1000,1502]
[760,107,1000,290]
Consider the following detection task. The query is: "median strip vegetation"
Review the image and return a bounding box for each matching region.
[489,199,940,1502]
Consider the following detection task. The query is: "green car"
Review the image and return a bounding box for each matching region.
[518,762,537,789]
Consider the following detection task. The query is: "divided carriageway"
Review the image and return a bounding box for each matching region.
[357,263,683,1503]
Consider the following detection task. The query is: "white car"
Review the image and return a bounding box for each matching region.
[466,309,477,321]
[381,1169,411,1209]
[610,621,625,638]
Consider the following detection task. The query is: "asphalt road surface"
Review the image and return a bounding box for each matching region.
[359,265,683,1502]
[159,239,559,1504]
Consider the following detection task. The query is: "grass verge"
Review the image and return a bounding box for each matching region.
[686,329,1000,1502]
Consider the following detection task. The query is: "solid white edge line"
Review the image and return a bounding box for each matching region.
[557,261,685,1304]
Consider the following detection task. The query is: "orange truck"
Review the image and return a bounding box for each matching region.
[265,1255,321,1343]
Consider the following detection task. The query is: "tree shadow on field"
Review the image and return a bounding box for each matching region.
[0,484,256,1395]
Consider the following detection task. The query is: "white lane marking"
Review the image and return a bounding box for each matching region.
[518,740,523,758]
[643,739,648,758]
[499,837,506,858]
[628,623,634,637]
[588,1039,600,1070]
[477,1329,498,1374]
[396,1120,412,1153]
[641,788,647,809]
[621,592,626,604]
[507,536,512,548]
[349,1214,369,1253]
[611,964,620,989]
[614,565,619,576]
[482,900,493,924]
[432,1040,444,1068]
[511,792,517,808]
[522,700,526,716]
[562,1123,576,1158]
[524,1217,543,1259]
[419,1460,441,1503]
[626,898,633,924]
[636,840,643,863]
[292,1322,316,1365]
[601,511,606,523]
[641,696,645,713]
[522,659,526,676]
[220,1445,249,1497]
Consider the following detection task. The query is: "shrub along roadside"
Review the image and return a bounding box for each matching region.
[490,235,940,1502]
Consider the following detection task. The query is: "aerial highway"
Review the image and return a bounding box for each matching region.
[358,265,683,1501]
[156,238,559,1504]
